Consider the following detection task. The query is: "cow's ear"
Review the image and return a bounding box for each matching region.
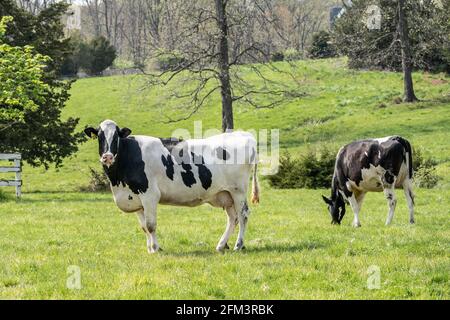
[119,127,132,138]
[84,127,98,139]
[322,195,332,205]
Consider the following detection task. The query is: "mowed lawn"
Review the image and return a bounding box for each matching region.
[0,58,449,299]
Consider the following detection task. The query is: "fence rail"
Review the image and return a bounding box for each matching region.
[0,153,22,198]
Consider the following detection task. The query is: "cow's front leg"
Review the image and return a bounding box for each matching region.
[348,193,363,227]
[139,193,161,253]
[384,185,397,225]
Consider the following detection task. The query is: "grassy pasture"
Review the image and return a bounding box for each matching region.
[0,58,449,299]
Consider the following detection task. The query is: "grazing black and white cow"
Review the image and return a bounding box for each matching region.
[84,120,259,253]
[322,136,415,227]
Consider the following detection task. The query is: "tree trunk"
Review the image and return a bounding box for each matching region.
[215,0,234,132]
[398,0,418,102]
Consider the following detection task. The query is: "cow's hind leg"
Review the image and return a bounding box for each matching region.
[216,206,237,252]
[232,192,250,251]
[403,179,415,224]
[383,184,397,225]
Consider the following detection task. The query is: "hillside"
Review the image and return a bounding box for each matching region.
[19,57,450,192]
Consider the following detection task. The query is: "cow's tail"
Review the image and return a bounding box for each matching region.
[393,136,413,179]
[251,163,260,204]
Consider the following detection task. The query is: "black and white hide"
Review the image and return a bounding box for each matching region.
[84,120,259,253]
[322,136,415,227]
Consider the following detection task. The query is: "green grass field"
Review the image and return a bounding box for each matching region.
[0,58,449,299]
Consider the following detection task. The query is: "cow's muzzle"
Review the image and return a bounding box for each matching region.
[100,153,114,167]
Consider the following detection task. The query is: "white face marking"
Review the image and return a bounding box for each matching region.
[100,120,118,154]
[99,119,119,167]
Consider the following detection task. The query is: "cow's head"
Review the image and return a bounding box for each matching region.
[84,120,132,167]
[322,193,346,225]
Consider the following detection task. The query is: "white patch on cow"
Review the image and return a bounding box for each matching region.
[111,185,143,213]
[396,161,408,187]
[100,119,118,154]
[347,164,385,193]
[374,136,393,144]
[364,151,369,157]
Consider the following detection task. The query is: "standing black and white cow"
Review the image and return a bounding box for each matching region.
[84,120,259,253]
[322,136,415,227]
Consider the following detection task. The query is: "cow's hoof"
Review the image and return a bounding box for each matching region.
[410,219,415,224]
[233,241,246,251]
[216,243,229,253]
[352,221,361,228]
[147,244,160,254]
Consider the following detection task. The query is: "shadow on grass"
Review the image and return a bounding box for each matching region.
[163,240,327,257]
[246,240,327,253]
[0,191,112,204]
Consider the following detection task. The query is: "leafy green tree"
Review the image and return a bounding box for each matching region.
[309,31,336,59]
[0,0,72,78]
[62,35,116,76]
[0,16,48,127]
[82,36,116,76]
[0,16,85,169]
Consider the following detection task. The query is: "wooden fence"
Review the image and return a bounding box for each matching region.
[0,153,22,198]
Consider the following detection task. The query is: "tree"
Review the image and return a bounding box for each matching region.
[0,0,73,78]
[398,0,417,102]
[145,0,301,132]
[309,31,336,59]
[0,16,46,129]
[0,6,85,169]
[83,36,117,75]
[333,0,449,102]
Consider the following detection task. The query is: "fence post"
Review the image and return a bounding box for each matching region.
[14,158,21,198]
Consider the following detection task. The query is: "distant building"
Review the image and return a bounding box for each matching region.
[329,6,344,28]
[64,5,81,32]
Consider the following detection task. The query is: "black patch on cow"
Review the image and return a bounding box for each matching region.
[384,171,395,185]
[160,138,189,164]
[161,154,175,180]
[216,147,230,161]
[191,152,212,190]
[160,138,183,153]
[103,137,149,195]
[390,136,413,179]
[128,195,133,200]
[180,163,196,188]
[242,202,249,214]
